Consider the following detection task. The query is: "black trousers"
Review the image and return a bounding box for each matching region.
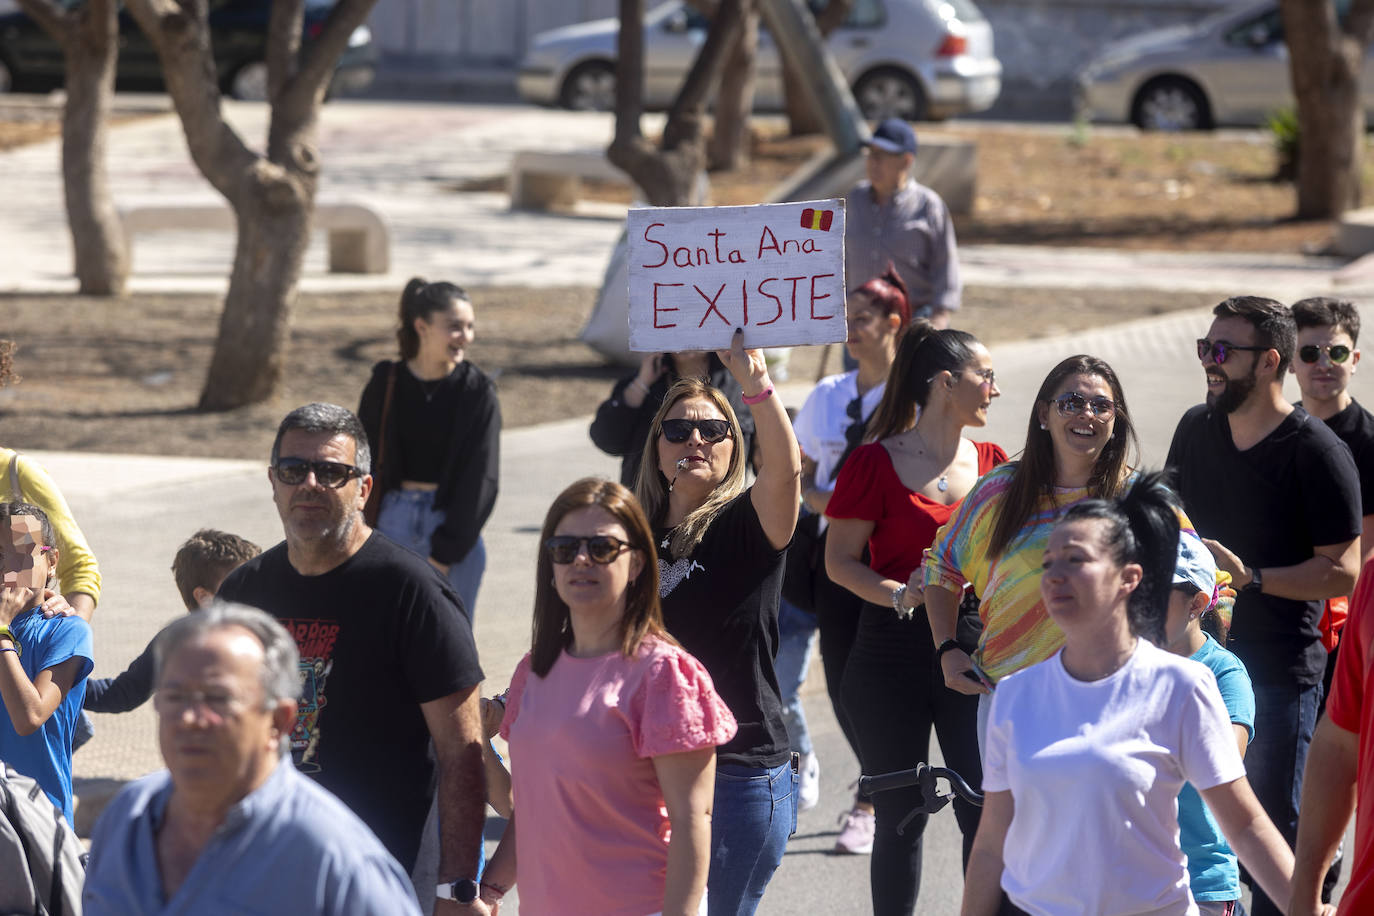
[813,569,866,762]
[841,601,983,916]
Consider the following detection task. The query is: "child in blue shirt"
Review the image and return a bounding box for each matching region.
[0,501,94,825]
[1166,529,1254,916]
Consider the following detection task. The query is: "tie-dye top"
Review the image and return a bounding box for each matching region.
[924,464,1194,684]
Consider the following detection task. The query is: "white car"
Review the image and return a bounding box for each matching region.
[517,0,1001,121]
[1075,0,1372,130]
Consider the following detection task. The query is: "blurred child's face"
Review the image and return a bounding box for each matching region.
[2,515,55,591]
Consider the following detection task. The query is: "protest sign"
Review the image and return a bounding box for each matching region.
[627,199,847,352]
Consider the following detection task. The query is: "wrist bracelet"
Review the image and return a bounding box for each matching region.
[741,384,774,405]
[0,647,16,656]
[479,881,508,901]
[628,378,651,397]
[891,584,912,620]
[935,638,961,661]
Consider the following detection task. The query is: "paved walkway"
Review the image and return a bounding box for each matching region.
[0,97,1366,299]
[4,98,1368,911]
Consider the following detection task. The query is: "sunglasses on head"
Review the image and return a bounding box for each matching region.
[660,418,732,444]
[1197,338,1268,365]
[1053,391,1117,421]
[1298,344,1353,365]
[545,535,632,565]
[273,458,362,489]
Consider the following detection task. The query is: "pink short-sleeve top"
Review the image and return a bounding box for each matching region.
[500,635,737,916]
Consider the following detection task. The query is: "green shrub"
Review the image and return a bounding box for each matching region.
[1266,107,1299,182]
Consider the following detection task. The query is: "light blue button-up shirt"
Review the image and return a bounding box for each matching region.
[82,756,421,915]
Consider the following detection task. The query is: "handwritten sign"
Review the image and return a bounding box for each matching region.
[627,199,847,352]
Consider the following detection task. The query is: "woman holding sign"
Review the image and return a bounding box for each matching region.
[635,328,801,916]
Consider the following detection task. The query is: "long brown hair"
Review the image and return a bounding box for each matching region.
[987,355,1139,557]
[530,478,671,676]
[634,377,749,559]
[866,319,981,443]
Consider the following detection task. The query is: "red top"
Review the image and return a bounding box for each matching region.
[826,439,1007,581]
[1327,557,1374,915]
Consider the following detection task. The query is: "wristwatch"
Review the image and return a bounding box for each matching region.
[0,625,19,658]
[437,879,480,905]
[1242,566,1263,595]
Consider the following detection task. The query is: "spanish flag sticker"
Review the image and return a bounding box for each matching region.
[800,208,834,232]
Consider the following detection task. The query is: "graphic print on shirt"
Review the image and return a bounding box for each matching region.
[282,618,339,774]
[657,534,706,597]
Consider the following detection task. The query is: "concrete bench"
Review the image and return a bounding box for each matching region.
[508,150,636,212]
[117,200,390,274]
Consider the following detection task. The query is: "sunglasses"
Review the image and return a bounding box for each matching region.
[273,458,363,489]
[1197,338,1268,365]
[1053,391,1117,420]
[1298,344,1353,365]
[660,418,732,444]
[545,535,632,565]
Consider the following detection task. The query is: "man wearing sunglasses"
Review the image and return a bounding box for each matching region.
[217,403,490,914]
[1167,296,1363,916]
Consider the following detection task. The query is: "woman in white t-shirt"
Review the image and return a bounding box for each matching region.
[961,473,1318,916]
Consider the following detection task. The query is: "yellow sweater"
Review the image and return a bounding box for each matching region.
[1,447,101,604]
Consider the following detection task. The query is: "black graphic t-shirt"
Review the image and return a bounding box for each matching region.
[657,490,790,768]
[218,532,483,870]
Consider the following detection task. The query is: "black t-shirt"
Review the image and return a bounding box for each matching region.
[1167,404,1361,684]
[1323,399,1374,517]
[217,532,484,871]
[657,491,791,768]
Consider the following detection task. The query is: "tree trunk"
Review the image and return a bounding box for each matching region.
[609,0,746,206]
[125,0,376,410]
[781,0,852,136]
[707,0,758,171]
[1279,0,1374,218]
[17,0,127,295]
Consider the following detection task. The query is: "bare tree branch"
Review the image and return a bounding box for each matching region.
[663,0,745,147]
[284,0,376,108]
[266,0,305,101]
[124,0,259,200]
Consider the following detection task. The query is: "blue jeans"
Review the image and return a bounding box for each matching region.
[377,488,485,623]
[708,760,797,916]
[1242,678,1320,916]
[774,599,818,756]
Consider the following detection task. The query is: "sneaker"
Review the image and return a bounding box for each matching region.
[833,806,875,855]
[798,752,820,812]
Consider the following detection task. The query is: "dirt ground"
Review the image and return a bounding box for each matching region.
[0,113,1352,455]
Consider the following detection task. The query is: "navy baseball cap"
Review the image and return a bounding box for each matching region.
[864,118,918,155]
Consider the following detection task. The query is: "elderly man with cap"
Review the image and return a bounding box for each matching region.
[82,602,420,914]
[844,116,961,329]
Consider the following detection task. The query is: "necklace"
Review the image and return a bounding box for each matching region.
[909,429,950,492]
[419,377,444,403]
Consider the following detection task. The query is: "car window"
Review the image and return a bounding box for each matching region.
[935,0,986,23]
[804,0,885,28]
[1225,8,1282,46]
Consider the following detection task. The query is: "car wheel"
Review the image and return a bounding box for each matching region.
[853,67,927,122]
[229,61,269,102]
[559,61,616,112]
[1131,78,1210,131]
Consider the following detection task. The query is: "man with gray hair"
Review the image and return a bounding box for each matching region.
[82,602,420,913]
[217,403,489,913]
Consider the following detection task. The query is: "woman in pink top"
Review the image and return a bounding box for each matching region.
[482,478,737,916]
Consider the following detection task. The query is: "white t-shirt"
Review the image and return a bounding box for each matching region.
[792,370,887,490]
[983,638,1246,916]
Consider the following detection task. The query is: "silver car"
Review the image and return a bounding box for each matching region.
[1076,1,1361,131]
[517,0,1001,121]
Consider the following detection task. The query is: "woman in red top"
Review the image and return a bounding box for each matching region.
[824,321,1005,915]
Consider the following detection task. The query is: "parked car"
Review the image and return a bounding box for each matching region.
[1075,0,1363,131]
[0,0,376,101]
[517,0,1001,121]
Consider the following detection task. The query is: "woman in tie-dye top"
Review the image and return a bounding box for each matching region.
[922,355,1142,747]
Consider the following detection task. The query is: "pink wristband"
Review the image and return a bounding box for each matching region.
[741,385,774,405]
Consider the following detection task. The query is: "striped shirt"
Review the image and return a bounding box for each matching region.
[924,464,1194,683]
